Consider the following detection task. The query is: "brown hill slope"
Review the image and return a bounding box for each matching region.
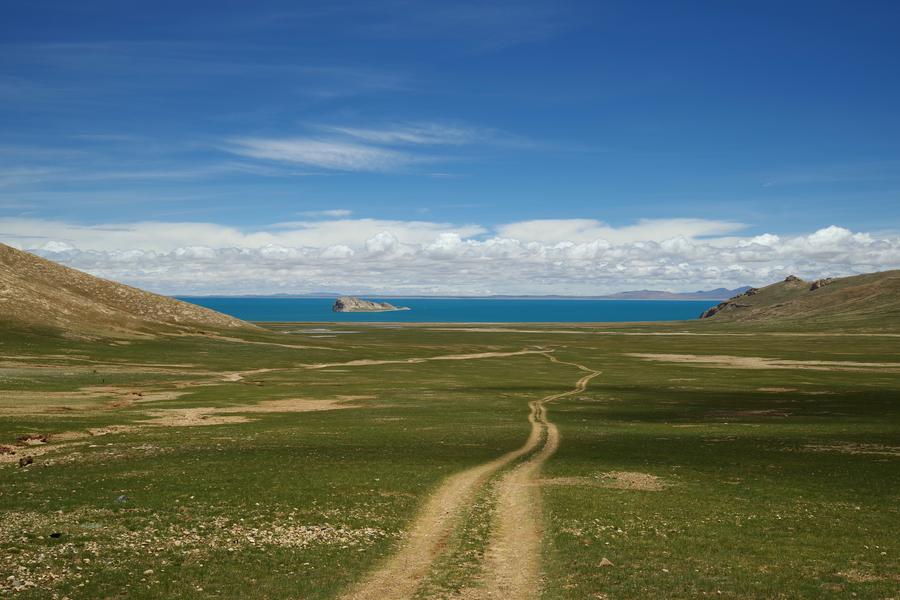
[699,270,900,329]
[0,243,253,337]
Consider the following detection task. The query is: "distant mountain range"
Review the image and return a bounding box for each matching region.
[181,287,751,301]
[591,287,752,300]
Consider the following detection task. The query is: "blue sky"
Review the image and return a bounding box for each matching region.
[1,1,899,294]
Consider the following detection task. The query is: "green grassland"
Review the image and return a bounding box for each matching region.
[1,320,898,598]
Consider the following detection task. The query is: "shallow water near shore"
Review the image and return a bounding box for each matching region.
[176,296,720,323]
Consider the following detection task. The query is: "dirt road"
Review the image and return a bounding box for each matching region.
[341,353,599,600]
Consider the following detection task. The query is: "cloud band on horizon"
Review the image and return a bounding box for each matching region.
[1,217,897,296]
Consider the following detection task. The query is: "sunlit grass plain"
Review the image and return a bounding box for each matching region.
[1,320,897,598]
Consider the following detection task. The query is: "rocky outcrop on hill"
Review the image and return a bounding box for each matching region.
[699,287,759,319]
[0,243,254,337]
[332,296,410,313]
[698,270,900,328]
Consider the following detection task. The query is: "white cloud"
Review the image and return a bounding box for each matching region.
[2,218,898,295]
[0,217,486,253]
[223,121,509,173]
[225,137,419,172]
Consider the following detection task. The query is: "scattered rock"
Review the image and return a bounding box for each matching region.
[784,274,803,283]
[599,557,614,567]
[810,277,834,291]
[143,569,154,576]
[0,445,15,455]
[49,532,62,539]
[116,494,129,504]
[18,456,33,467]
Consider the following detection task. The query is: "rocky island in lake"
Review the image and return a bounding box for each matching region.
[332,296,411,313]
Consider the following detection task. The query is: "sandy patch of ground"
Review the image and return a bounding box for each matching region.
[220,368,275,382]
[140,397,373,427]
[140,409,252,427]
[629,353,900,372]
[1,397,375,465]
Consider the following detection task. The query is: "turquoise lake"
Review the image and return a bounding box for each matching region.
[176,297,720,323]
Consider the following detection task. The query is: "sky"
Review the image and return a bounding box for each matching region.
[1,0,899,295]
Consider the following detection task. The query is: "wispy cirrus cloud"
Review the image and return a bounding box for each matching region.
[224,137,421,172]
[319,122,485,146]
[224,120,511,173]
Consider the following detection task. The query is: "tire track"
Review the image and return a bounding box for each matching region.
[469,355,600,600]
[340,433,539,600]
[340,353,598,600]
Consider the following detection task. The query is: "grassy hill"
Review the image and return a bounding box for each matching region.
[699,270,900,330]
[0,243,254,337]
